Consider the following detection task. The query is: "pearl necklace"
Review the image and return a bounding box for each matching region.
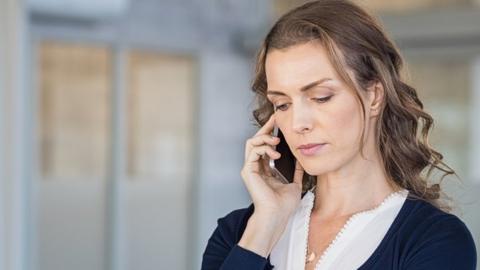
[304,189,405,266]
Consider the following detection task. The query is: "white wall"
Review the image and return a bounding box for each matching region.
[470,57,480,184]
[194,49,258,267]
[0,1,6,267]
[0,0,30,270]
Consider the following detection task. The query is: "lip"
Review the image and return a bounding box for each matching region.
[297,143,326,156]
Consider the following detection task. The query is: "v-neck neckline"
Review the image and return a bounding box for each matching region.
[356,191,413,269]
[301,189,409,269]
[267,189,413,270]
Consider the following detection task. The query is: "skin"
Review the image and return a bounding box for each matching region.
[238,41,401,261]
[265,41,399,220]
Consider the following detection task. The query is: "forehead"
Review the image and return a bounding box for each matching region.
[265,42,339,90]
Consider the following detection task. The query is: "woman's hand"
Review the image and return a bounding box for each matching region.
[241,114,305,219]
[238,114,305,257]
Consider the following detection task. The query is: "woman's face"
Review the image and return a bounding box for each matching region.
[265,41,375,176]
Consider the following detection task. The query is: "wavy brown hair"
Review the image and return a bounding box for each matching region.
[250,0,458,212]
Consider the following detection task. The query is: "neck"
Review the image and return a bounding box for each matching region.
[311,151,401,221]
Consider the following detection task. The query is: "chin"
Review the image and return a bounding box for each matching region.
[298,157,331,176]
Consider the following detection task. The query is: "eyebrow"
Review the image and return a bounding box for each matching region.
[266,78,333,96]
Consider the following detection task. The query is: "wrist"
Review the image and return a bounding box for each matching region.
[237,212,291,258]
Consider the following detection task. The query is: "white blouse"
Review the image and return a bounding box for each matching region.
[269,188,409,270]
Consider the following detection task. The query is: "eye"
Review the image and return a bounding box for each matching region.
[274,103,290,111]
[313,95,333,103]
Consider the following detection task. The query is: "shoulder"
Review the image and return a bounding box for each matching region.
[400,196,474,242]
[399,196,477,269]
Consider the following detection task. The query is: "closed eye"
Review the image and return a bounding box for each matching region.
[274,104,290,111]
[313,96,333,103]
[274,96,333,112]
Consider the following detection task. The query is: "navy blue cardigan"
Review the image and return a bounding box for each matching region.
[201,191,477,269]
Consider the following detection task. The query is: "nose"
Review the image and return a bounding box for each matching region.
[292,103,313,134]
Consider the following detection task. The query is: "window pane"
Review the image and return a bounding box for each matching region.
[127,51,195,179]
[39,41,111,180]
[126,51,196,270]
[406,57,471,178]
[36,41,110,270]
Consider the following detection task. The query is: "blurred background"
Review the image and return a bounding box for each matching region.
[1,0,479,269]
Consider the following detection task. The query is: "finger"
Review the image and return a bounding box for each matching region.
[246,145,280,166]
[254,114,276,137]
[261,157,273,177]
[293,160,305,186]
[245,134,280,160]
[249,134,280,147]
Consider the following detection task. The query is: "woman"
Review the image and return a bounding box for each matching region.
[201,0,477,269]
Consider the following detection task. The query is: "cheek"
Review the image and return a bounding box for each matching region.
[274,113,289,133]
[327,98,363,149]
[274,116,296,152]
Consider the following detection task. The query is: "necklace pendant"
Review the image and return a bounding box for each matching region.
[306,251,316,263]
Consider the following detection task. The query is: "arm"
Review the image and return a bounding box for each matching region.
[201,209,289,270]
[202,113,302,269]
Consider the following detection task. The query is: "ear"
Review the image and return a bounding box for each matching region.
[367,80,384,117]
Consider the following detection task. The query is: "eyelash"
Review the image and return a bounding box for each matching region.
[274,96,333,111]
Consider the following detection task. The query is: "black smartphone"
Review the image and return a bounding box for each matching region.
[269,125,311,184]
